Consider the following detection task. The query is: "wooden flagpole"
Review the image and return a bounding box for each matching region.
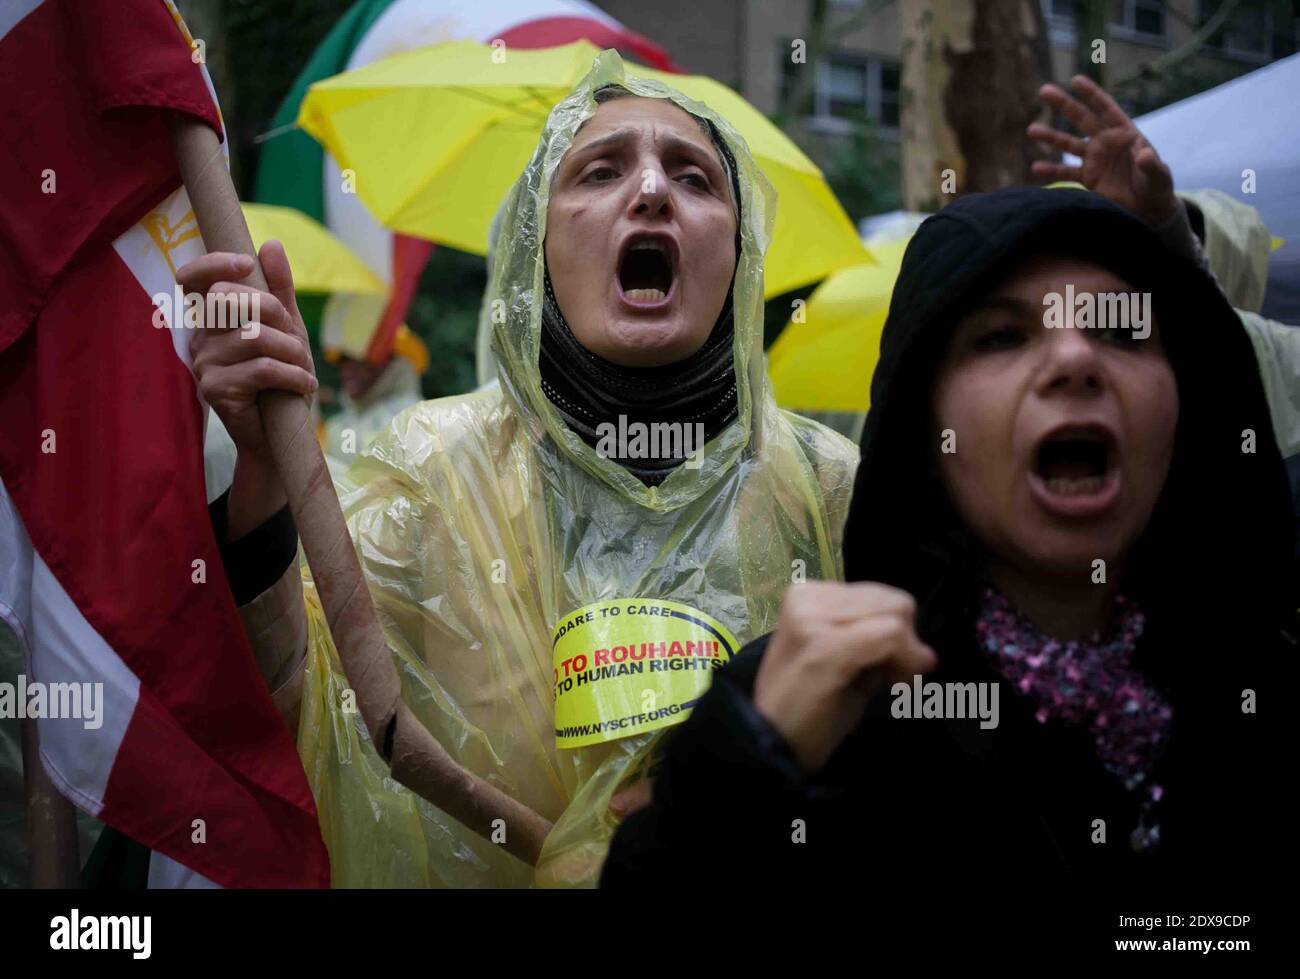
[22,718,80,887]
[167,115,552,866]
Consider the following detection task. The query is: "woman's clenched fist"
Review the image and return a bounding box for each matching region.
[754,582,937,773]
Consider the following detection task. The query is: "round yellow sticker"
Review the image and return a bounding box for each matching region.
[551,599,740,749]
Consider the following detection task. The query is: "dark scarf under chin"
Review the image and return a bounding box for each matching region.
[538,270,738,486]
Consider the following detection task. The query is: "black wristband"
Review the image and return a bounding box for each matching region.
[208,490,298,606]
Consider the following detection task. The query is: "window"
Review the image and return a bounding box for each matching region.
[1046,0,1080,25]
[826,60,868,119]
[1200,0,1273,60]
[1112,0,1166,41]
[779,46,901,131]
[1045,0,1080,43]
[1133,0,1164,36]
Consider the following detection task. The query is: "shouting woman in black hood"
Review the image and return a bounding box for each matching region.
[602,186,1297,912]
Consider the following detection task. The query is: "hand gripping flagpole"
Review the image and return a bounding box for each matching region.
[168,115,552,866]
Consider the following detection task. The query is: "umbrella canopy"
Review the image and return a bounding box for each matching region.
[242,201,409,360]
[297,39,869,298]
[768,234,912,414]
[242,202,386,297]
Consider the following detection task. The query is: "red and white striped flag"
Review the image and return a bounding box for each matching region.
[0,0,328,887]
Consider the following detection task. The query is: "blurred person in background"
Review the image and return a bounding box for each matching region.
[321,326,428,480]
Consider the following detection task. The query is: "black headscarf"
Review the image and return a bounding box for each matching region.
[842,187,1297,680]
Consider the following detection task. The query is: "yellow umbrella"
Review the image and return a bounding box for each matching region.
[297,39,869,298]
[241,202,386,297]
[243,202,413,361]
[768,236,910,414]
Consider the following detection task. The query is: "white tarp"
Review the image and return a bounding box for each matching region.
[1131,53,1300,322]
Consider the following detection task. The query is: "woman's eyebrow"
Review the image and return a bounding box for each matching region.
[968,296,1038,318]
[658,133,722,172]
[566,128,722,174]
[566,128,636,165]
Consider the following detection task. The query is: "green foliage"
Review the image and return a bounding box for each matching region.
[1112,60,1242,116]
[408,246,486,399]
[770,103,902,226]
[224,0,356,196]
[815,114,903,222]
[760,111,900,351]
[1115,57,1272,117]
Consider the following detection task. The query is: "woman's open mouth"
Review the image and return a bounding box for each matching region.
[1028,424,1121,518]
[617,233,677,310]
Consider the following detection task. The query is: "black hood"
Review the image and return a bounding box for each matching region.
[842,187,1296,652]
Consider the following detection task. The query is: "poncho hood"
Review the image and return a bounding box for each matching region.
[479,49,776,512]
[1179,188,1273,314]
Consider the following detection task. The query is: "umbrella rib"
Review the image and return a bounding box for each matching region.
[449,86,551,123]
[522,85,559,115]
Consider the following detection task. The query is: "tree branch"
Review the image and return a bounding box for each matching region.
[1111,0,1244,90]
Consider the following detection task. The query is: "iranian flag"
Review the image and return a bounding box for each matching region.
[255,0,677,363]
[0,0,328,887]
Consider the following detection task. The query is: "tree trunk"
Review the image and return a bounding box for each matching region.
[1075,0,1108,84]
[901,0,1056,211]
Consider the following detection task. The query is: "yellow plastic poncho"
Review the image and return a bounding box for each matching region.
[322,357,423,481]
[295,50,859,888]
[1179,189,1300,460]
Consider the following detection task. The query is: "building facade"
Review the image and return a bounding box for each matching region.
[597,0,1298,137]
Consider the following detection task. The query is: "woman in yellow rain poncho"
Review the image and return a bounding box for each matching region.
[1176,189,1300,465]
[181,50,857,887]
